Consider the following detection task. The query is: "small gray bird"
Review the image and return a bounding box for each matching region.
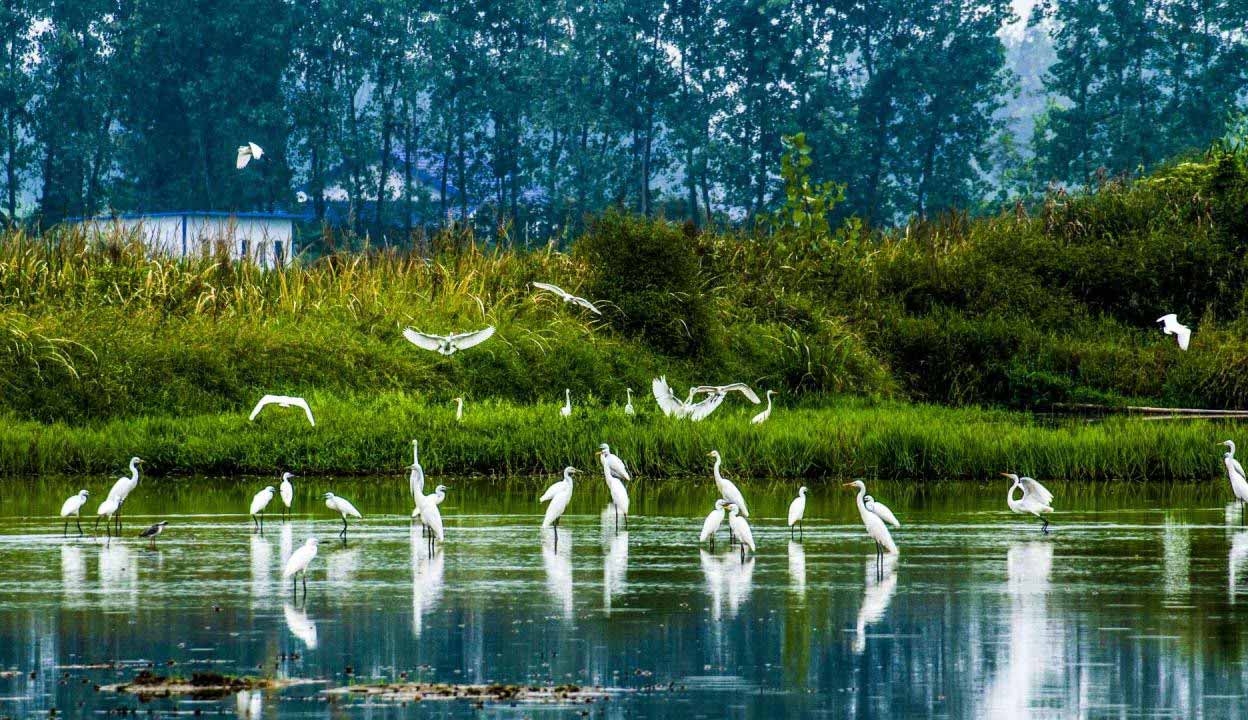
[139,521,168,548]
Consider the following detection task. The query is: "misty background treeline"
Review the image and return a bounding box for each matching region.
[0,0,1244,238]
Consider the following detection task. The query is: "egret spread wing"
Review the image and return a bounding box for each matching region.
[249,395,279,421]
[1020,477,1054,506]
[448,326,495,350]
[688,392,726,421]
[1175,325,1191,350]
[651,376,684,417]
[531,282,571,300]
[236,146,251,169]
[570,295,602,315]
[290,397,315,426]
[403,328,446,352]
[722,383,761,403]
[248,142,263,159]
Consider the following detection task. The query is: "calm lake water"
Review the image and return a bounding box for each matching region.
[1,476,1247,718]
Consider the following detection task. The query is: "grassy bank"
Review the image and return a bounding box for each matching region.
[0,395,1235,481]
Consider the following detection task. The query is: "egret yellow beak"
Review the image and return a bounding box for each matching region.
[841,482,855,488]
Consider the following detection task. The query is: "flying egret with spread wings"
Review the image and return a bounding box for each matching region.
[402,326,495,355]
[531,282,602,315]
[652,377,760,421]
[236,142,264,169]
[1157,314,1191,350]
[1003,473,1055,533]
[1220,441,1248,524]
[249,395,315,426]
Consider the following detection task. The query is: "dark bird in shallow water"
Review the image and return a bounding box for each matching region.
[139,521,168,548]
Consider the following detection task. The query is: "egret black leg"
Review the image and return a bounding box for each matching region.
[615,509,619,533]
[790,524,794,539]
[292,575,297,600]
[739,543,744,560]
[302,573,307,600]
[553,521,559,552]
[709,537,715,552]
[93,516,101,536]
[63,520,68,537]
[1042,517,1050,534]
[253,515,259,532]
[800,521,804,541]
[340,517,348,537]
[76,517,83,536]
[259,513,264,533]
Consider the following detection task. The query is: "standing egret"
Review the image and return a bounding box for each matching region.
[530,282,602,315]
[1157,314,1191,350]
[1002,473,1055,533]
[249,395,315,426]
[844,480,898,563]
[560,389,572,417]
[60,490,89,537]
[402,326,495,355]
[700,499,728,550]
[787,486,808,539]
[409,439,426,511]
[624,388,635,416]
[283,537,319,601]
[1220,441,1248,524]
[412,481,447,537]
[540,467,578,550]
[323,493,362,538]
[250,485,276,533]
[415,484,446,555]
[707,450,749,517]
[95,495,121,538]
[727,504,755,559]
[751,390,777,425]
[864,495,901,528]
[597,443,631,531]
[453,397,464,421]
[279,472,295,519]
[106,457,143,534]
[138,521,168,548]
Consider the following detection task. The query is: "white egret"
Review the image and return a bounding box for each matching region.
[409,439,426,510]
[95,495,121,538]
[105,456,143,534]
[1002,473,1055,533]
[864,494,901,528]
[236,142,264,169]
[687,383,762,421]
[727,503,755,559]
[598,443,631,530]
[138,521,168,548]
[411,484,446,536]
[787,486,808,539]
[531,281,602,315]
[1157,313,1191,350]
[322,493,362,538]
[750,390,776,425]
[453,396,464,421]
[707,450,749,516]
[560,389,572,417]
[60,490,89,537]
[402,326,495,355]
[416,484,446,554]
[249,485,276,532]
[279,472,294,519]
[540,466,578,550]
[844,480,898,561]
[248,395,315,426]
[1220,440,1248,524]
[652,376,697,418]
[283,537,319,600]
[624,388,635,416]
[699,499,728,550]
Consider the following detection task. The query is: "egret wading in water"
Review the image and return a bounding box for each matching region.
[283,537,319,601]
[560,389,572,417]
[707,450,749,517]
[323,493,362,539]
[864,495,901,529]
[540,467,578,551]
[60,490,89,537]
[413,483,447,538]
[1157,313,1191,350]
[700,499,728,551]
[1003,473,1055,533]
[844,480,898,567]
[597,443,631,531]
[409,440,426,514]
[102,457,143,534]
[1220,441,1248,524]
[453,397,464,421]
[250,485,276,533]
[787,486,808,539]
[279,472,295,519]
[727,503,755,560]
[249,394,315,426]
[95,495,121,539]
[139,521,168,549]
[751,390,777,425]
[414,481,446,556]
[624,388,635,416]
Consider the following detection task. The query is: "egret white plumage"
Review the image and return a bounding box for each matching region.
[249,395,315,426]
[409,439,426,510]
[864,495,901,528]
[707,450,749,517]
[699,499,728,550]
[402,326,495,355]
[453,396,464,421]
[60,490,89,537]
[249,485,276,532]
[844,480,898,561]
[138,520,168,548]
[100,457,143,535]
[1002,473,1055,533]
[787,486,808,539]
[727,503,755,559]
[412,480,447,540]
[751,390,777,425]
[279,472,295,519]
[1157,313,1191,350]
[415,483,446,553]
[624,388,635,416]
[235,142,263,169]
[597,443,630,530]
[560,389,572,417]
[1220,441,1248,524]
[283,537,319,600]
[95,495,121,538]
[531,281,602,315]
[652,377,760,421]
[323,493,362,538]
[540,467,578,550]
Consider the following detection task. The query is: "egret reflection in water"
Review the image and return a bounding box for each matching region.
[98,542,137,608]
[250,534,272,603]
[983,541,1056,717]
[603,530,628,613]
[283,602,317,649]
[543,529,573,620]
[853,553,897,654]
[235,689,262,720]
[60,544,85,604]
[787,541,806,599]
[1230,531,1248,603]
[410,524,445,637]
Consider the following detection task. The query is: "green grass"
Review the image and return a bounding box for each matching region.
[0,394,1237,481]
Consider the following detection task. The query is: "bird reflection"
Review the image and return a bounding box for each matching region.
[542,530,573,620]
[98,542,137,607]
[1162,514,1190,599]
[279,523,294,568]
[61,544,86,604]
[603,531,628,614]
[1230,531,1248,603]
[854,553,897,654]
[982,541,1055,716]
[411,524,445,637]
[250,534,272,604]
[283,603,318,649]
[325,547,360,588]
[234,689,262,719]
[788,541,806,599]
[700,549,726,621]
[700,548,754,621]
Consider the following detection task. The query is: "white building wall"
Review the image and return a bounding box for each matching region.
[82,214,296,268]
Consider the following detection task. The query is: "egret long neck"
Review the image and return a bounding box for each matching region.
[765,394,773,412]
[854,485,867,513]
[128,459,140,482]
[712,457,723,483]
